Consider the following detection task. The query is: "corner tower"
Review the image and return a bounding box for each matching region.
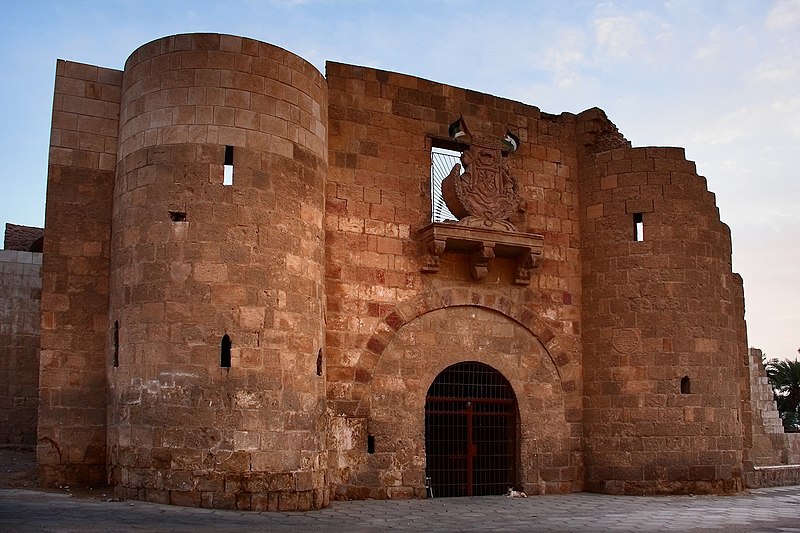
[108,34,328,510]
[578,109,747,494]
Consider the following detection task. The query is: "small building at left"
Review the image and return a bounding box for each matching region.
[0,223,43,448]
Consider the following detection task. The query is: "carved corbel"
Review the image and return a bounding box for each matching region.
[420,237,446,273]
[514,251,541,285]
[470,243,495,281]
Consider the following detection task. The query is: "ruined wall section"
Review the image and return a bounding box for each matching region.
[108,34,328,510]
[743,347,800,481]
[578,122,746,494]
[39,60,121,486]
[325,63,584,499]
[745,348,788,467]
[0,249,41,446]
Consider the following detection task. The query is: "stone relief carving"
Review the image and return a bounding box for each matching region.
[442,137,521,231]
[419,120,544,284]
[612,328,641,354]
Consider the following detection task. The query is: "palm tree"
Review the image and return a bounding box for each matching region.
[766,356,800,432]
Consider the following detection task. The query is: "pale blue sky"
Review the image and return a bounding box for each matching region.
[0,0,797,358]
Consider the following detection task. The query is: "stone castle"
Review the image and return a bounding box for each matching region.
[1,33,798,511]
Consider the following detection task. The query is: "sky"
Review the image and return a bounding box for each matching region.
[0,0,797,359]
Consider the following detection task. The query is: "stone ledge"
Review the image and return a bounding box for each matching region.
[746,464,800,489]
[418,222,544,284]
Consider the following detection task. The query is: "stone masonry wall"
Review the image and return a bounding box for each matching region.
[790,435,800,464]
[4,224,44,252]
[0,250,41,446]
[38,60,121,486]
[35,32,799,507]
[579,139,746,494]
[325,62,584,498]
[107,34,328,511]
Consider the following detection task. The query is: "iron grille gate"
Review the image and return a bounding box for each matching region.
[425,362,517,497]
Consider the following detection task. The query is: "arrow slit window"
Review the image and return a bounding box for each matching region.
[223,145,234,186]
[634,212,644,241]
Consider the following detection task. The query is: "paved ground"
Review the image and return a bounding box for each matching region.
[1,484,800,532]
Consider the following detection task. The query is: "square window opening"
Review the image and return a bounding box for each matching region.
[430,141,463,223]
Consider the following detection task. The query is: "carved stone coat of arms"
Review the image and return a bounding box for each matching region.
[418,120,543,284]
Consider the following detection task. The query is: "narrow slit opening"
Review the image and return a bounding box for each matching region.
[113,320,119,367]
[223,145,234,186]
[681,376,691,394]
[316,349,323,377]
[633,212,644,241]
[221,334,232,368]
[367,435,375,454]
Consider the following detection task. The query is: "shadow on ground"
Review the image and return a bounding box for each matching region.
[0,447,113,500]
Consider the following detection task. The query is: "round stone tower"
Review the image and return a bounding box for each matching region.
[579,140,746,494]
[107,34,328,510]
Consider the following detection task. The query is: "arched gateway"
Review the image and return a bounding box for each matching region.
[425,361,518,497]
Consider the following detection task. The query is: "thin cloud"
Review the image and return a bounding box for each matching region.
[766,0,800,31]
[541,27,591,89]
[752,56,800,83]
[591,11,671,64]
[594,15,647,61]
[689,96,800,146]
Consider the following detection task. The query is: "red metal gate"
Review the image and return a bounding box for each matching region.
[425,362,517,497]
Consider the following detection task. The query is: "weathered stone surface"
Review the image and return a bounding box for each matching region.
[8,31,791,512]
[0,249,41,447]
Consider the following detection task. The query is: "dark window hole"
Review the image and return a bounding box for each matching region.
[113,320,119,367]
[221,334,232,368]
[169,211,187,222]
[681,376,691,394]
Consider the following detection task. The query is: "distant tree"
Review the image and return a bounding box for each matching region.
[766,357,800,433]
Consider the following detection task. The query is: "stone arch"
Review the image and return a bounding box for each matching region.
[369,306,560,424]
[358,288,571,391]
[364,304,573,497]
[425,361,519,497]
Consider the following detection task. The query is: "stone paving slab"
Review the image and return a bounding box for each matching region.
[1,486,799,532]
